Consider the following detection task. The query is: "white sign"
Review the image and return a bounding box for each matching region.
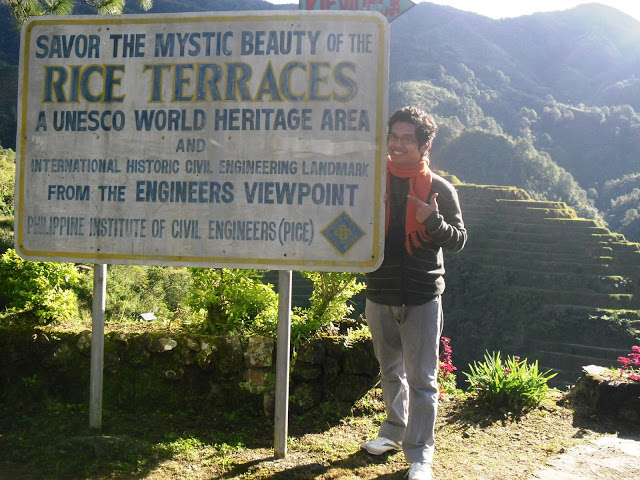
[15,11,389,271]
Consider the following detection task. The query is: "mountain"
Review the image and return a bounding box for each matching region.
[391,3,640,105]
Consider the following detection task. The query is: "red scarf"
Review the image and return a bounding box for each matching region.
[386,156,433,255]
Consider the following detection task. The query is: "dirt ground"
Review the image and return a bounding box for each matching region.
[2,388,638,480]
[529,434,640,479]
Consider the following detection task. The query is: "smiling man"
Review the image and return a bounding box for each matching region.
[362,106,467,480]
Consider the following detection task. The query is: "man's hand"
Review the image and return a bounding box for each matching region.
[408,193,438,223]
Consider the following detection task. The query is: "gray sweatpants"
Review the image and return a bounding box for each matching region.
[365,297,443,464]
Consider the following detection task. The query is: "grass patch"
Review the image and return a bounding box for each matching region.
[0,388,630,480]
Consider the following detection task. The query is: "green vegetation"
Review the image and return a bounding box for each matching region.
[93,264,193,324]
[291,271,366,345]
[0,255,196,328]
[0,248,79,323]
[600,173,640,241]
[434,128,601,221]
[188,268,279,336]
[465,351,557,413]
[0,257,366,350]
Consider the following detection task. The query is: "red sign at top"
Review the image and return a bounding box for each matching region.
[300,0,416,22]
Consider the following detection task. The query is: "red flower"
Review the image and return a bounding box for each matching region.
[619,356,632,367]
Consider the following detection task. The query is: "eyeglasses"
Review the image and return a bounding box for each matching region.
[387,132,418,145]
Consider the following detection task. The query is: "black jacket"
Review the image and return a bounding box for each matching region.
[365,172,467,306]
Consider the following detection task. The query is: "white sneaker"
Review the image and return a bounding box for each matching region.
[361,436,402,455]
[407,462,433,480]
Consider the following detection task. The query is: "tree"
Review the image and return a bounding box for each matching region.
[2,0,152,27]
[0,248,79,324]
[433,128,602,222]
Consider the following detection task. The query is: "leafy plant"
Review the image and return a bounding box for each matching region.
[188,268,278,336]
[343,323,371,348]
[464,351,557,413]
[0,248,79,324]
[291,271,365,346]
[74,265,193,324]
[186,269,365,344]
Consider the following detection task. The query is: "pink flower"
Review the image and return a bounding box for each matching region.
[631,346,640,353]
[619,356,632,367]
[628,374,640,382]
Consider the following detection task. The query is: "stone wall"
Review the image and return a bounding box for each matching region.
[0,327,379,416]
[572,366,640,424]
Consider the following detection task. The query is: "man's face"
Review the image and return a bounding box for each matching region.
[387,121,428,166]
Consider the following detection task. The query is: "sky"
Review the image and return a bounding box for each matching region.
[266,1,640,23]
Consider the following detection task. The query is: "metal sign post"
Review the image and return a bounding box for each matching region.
[274,270,292,458]
[89,263,106,430]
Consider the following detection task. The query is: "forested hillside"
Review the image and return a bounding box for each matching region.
[1,1,639,240]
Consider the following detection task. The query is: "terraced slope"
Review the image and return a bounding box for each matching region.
[450,180,640,384]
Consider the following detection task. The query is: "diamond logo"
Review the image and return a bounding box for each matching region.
[321,211,365,255]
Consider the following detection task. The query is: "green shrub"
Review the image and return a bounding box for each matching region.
[75,265,193,324]
[188,268,278,335]
[0,248,79,324]
[291,271,366,345]
[186,269,365,344]
[464,351,557,413]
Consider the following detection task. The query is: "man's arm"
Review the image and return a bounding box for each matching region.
[410,178,467,252]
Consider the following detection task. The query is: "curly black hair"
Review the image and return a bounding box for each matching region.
[387,106,439,148]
